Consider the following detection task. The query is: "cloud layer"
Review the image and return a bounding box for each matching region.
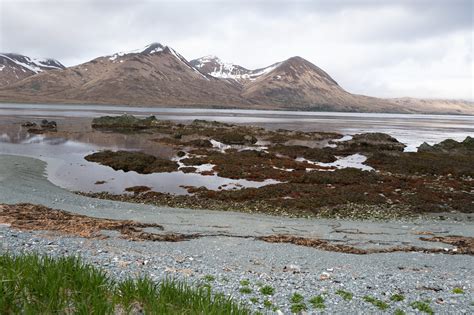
[1,0,472,100]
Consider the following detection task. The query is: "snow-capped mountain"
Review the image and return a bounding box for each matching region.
[105,43,208,79]
[190,55,281,82]
[0,43,472,114]
[0,53,64,87]
[0,42,247,107]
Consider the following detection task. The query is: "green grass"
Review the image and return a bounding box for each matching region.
[203,274,216,282]
[263,299,273,309]
[452,287,464,294]
[309,295,326,309]
[240,279,250,286]
[290,292,304,303]
[363,295,389,310]
[394,309,406,315]
[249,297,259,304]
[259,285,275,296]
[336,289,353,301]
[410,301,434,315]
[0,253,250,314]
[239,287,252,294]
[290,303,307,313]
[391,294,405,302]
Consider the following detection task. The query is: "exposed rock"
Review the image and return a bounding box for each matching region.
[215,132,257,145]
[85,150,179,174]
[179,167,197,173]
[40,119,57,130]
[283,264,301,273]
[91,114,158,129]
[23,119,57,133]
[184,139,213,148]
[418,137,474,155]
[336,132,406,153]
[21,121,37,127]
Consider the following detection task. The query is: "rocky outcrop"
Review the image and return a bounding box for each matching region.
[418,137,474,155]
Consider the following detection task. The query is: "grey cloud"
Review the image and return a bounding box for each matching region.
[0,0,472,99]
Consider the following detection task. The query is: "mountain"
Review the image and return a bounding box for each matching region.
[0,43,253,108]
[190,55,281,82]
[190,55,407,112]
[195,55,474,114]
[0,44,472,114]
[0,53,64,87]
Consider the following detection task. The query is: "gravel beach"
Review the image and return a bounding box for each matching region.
[1,154,473,314]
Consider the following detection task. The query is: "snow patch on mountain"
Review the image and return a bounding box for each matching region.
[191,56,281,81]
[248,62,281,80]
[0,53,63,74]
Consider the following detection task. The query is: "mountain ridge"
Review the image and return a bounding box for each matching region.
[0,43,472,115]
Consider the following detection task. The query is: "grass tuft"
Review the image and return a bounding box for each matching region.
[203,274,216,282]
[290,303,307,313]
[363,295,389,310]
[309,295,325,309]
[335,289,353,301]
[259,285,275,296]
[290,292,304,303]
[452,287,464,294]
[410,301,434,315]
[240,279,250,286]
[390,293,405,302]
[263,299,273,309]
[239,287,252,294]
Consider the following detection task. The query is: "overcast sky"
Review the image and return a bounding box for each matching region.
[1,0,472,100]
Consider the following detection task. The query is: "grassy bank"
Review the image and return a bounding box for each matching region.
[0,253,250,314]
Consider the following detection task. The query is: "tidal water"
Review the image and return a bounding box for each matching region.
[1,103,473,195]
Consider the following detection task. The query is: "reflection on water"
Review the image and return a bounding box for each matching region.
[2,103,473,152]
[0,135,278,195]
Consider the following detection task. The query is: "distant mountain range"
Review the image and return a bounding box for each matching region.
[0,43,472,114]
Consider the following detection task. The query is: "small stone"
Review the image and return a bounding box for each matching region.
[320,272,331,280]
[283,264,301,273]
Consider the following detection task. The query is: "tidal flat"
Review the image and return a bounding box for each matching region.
[0,105,473,314]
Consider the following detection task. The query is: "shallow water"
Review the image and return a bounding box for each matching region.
[1,103,473,151]
[0,138,278,195]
